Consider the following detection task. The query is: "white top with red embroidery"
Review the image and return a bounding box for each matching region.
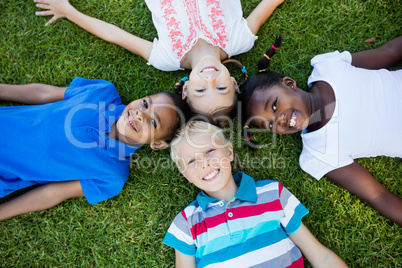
[145,0,257,71]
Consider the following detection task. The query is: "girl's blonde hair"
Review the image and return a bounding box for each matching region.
[170,120,230,170]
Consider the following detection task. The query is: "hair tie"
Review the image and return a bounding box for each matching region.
[181,76,189,82]
[272,45,278,50]
[264,54,270,60]
[243,125,249,129]
[241,66,247,74]
[247,137,252,141]
[258,69,267,73]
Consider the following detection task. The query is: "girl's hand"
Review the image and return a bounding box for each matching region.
[34,0,74,26]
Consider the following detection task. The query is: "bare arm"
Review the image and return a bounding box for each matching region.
[326,162,402,226]
[34,0,153,61]
[0,83,67,104]
[175,250,196,268]
[351,36,402,69]
[289,223,348,268]
[246,0,285,35]
[0,180,85,221]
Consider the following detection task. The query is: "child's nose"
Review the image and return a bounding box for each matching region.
[201,157,210,169]
[206,78,217,90]
[277,114,287,127]
[136,109,145,123]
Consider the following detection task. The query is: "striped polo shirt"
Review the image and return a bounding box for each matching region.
[163,172,309,267]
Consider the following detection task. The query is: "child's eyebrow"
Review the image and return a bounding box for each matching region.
[149,96,161,128]
[264,99,270,111]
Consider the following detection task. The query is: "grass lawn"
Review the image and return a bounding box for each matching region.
[1,0,401,267]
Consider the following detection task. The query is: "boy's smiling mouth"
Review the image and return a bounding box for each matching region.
[203,169,219,181]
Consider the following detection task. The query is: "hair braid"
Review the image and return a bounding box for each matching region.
[257,35,283,71]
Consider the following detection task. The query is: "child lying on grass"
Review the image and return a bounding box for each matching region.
[0,77,190,220]
[165,120,347,267]
[241,36,402,226]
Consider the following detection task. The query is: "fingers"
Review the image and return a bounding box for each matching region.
[35,3,50,10]
[46,16,59,26]
[33,0,50,5]
[35,10,54,17]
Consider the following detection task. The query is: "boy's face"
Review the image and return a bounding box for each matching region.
[248,82,310,134]
[115,94,177,150]
[176,132,236,200]
[182,55,239,114]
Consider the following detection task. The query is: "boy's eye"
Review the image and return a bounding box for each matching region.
[188,159,195,165]
[143,99,148,108]
[196,89,205,93]
[217,87,227,91]
[272,100,277,112]
[206,149,215,154]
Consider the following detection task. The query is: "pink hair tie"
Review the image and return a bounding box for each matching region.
[272,45,278,50]
[247,137,252,141]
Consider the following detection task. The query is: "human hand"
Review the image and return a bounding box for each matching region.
[34,0,74,26]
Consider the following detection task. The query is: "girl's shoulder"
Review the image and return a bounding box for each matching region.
[311,51,352,66]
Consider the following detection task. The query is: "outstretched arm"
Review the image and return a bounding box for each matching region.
[175,250,196,268]
[0,180,85,221]
[34,0,153,61]
[0,83,67,104]
[351,36,402,69]
[326,162,402,226]
[289,223,348,268]
[246,0,285,35]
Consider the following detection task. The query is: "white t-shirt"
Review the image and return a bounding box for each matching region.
[299,51,402,180]
[145,0,257,71]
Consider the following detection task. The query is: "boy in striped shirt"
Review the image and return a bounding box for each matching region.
[165,121,347,268]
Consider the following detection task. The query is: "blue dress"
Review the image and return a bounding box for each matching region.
[0,78,140,204]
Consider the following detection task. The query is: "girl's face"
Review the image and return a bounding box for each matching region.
[183,56,239,114]
[247,83,310,134]
[115,94,178,149]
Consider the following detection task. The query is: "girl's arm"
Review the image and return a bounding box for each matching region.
[175,250,196,268]
[0,84,67,104]
[246,0,285,35]
[326,162,402,226]
[34,0,153,61]
[351,36,402,69]
[0,180,85,221]
[289,223,348,268]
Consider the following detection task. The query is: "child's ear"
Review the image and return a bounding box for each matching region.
[150,140,169,151]
[231,77,240,94]
[182,81,189,100]
[282,77,297,91]
[227,142,234,162]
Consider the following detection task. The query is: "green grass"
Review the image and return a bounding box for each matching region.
[1,0,401,267]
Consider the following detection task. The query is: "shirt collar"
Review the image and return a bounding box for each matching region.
[196,171,257,211]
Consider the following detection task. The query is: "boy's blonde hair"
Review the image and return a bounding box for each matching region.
[170,120,230,170]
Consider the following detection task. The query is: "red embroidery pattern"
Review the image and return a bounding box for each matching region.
[160,0,228,59]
